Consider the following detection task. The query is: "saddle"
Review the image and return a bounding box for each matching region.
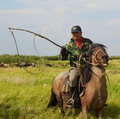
[61,74,70,94]
[61,74,85,108]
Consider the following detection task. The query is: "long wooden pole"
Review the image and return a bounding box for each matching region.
[9,27,64,49]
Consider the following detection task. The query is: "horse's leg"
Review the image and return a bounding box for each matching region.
[81,103,88,119]
[95,107,104,119]
[82,107,88,119]
[56,95,65,116]
[81,96,88,119]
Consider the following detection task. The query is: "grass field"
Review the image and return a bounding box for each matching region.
[0,60,120,119]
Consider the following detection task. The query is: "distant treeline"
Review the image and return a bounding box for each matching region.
[0,54,120,64]
[109,56,120,60]
[0,54,59,64]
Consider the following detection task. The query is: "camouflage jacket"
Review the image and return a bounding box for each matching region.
[60,38,93,67]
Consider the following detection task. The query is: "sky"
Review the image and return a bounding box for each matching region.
[0,0,120,56]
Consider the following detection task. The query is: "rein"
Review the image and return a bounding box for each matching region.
[83,58,100,66]
[83,49,103,66]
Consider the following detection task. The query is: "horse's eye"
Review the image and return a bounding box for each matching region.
[92,50,94,53]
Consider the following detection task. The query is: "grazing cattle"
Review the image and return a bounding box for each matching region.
[14,63,20,67]
[19,62,29,67]
[0,63,9,68]
[59,62,67,66]
[4,64,9,68]
[13,63,36,68]
[31,63,36,67]
[46,63,52,67]
[0,63,4,67]
[18,62,36,68]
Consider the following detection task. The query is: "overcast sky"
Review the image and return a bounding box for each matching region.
[0,0,120,56]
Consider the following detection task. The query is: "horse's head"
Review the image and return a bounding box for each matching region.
[88,44,109,66]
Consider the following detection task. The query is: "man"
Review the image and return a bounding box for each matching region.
[60,25,93,107]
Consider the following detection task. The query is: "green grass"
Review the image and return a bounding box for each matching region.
[0,60,120,119]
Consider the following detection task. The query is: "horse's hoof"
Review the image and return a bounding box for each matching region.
[61,113,65,118]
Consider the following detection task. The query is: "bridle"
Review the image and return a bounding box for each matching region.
[83,48,108,67]
[80,47,109,82]
[92,49,102,64]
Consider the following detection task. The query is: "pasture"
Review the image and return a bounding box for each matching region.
[0,60,120,119]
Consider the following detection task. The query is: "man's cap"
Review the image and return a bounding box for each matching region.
[71,25,82,33]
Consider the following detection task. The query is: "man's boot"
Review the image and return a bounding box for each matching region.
[66,87,76,108]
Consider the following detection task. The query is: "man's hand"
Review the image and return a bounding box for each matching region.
[60,47,69,60]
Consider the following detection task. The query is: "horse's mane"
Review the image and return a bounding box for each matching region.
[88,43,107,56]
[83,43,107,84]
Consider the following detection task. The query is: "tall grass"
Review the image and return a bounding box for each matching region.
[0,60,120,119]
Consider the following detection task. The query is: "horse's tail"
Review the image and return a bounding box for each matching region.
[47,88,57,108]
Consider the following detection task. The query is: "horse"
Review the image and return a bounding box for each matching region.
[47,43,109,119]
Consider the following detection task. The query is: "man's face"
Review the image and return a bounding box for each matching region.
[72,32,82,41]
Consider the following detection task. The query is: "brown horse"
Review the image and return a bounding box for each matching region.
[47,43,109,119]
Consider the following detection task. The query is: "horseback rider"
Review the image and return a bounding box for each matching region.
[60,25,93,107]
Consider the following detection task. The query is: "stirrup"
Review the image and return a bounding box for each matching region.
[66,98,74,108]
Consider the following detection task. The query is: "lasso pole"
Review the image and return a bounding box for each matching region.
[9,27,63,49]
